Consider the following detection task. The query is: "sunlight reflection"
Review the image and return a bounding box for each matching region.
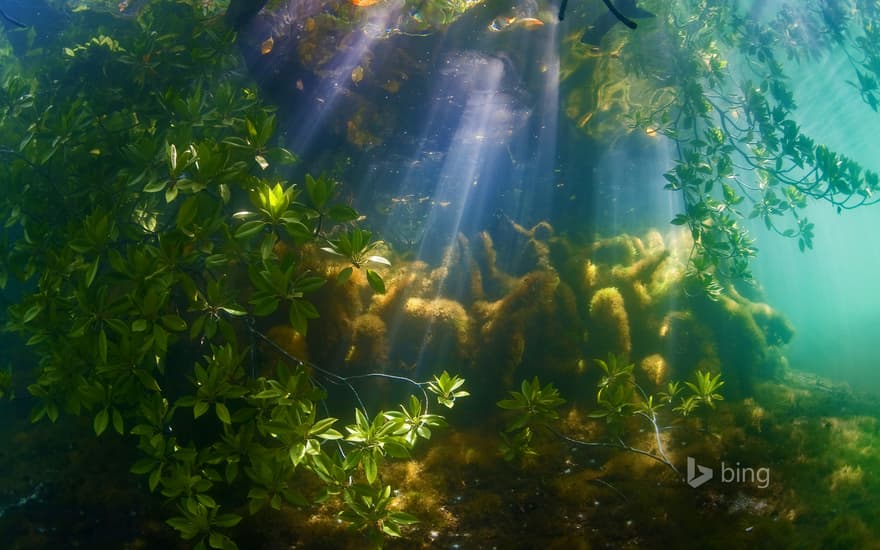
[285,1,403,154]
[381,24,562,373]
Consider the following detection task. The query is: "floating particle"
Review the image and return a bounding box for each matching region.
[351,65,364,84]
[577,111,594,128]
[260,36,274,55]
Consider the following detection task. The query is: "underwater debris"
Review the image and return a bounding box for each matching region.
[351,64,364,84]
[259,35,273,54]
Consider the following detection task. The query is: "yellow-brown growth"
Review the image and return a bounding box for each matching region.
[588,286,631,358]
[344,313,387,368]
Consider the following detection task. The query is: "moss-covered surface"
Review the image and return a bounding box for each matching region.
[3,368,880,548]
[299,220,793,407]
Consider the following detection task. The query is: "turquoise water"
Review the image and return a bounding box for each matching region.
[751,47,880,392]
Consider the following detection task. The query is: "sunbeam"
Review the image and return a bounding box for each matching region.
[371,20,563,376]
[282,1,405,155]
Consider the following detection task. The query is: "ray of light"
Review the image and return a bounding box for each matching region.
[380,27,564,376]
[283,1,404,155]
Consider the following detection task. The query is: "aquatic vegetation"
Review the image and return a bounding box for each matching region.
[0,2,474,548]
[4,1,878,547]
[588,286,631,357]
[426,370,470,408]
[339,484,419,547]
[497,354,726,475]
[676,369,725,416]
[580,0,655,46]
[558,0,880,296]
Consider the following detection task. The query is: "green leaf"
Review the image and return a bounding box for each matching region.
[235,220,266,239]
[166,517,198,538]
[384,442,410,459]
[134,370,161,392]
[328,204,359,222]
[208,532,230,550]
[289,442,306,466]
[215,402,232,424]
[162,314,187,332]
[251,296,279,316]
[143,179,167,193]
[149,466,162,492]
[213,513,242,528]
[309,417,338,436]
[288,302,307,335]
[22,303,43,324]
[112,408,124,435]
[362,451,378,484]
[85,256,100,288]
[94,408,109,436]
[165,184,179,203]
[336,266,353,284]
[382,522,402,537]
[366,269,385,294]
[305,174,333,209]
[265,147,298,165]
[388,511,419,525]
[177,196,199,228]
[131,458,158,475]
[194,400,209,419]
[283,220,312,240]
[97,329,108,363]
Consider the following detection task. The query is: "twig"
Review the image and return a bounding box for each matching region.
[544,424,680,475]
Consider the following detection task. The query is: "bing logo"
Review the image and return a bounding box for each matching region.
[686,457,770,489]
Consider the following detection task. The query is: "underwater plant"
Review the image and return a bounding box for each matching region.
[566,0,880,297]
[497,354,725,477]
[0,2,469,548]
[680,369,725,413]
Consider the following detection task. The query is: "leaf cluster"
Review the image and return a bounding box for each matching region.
[0,3,462,547]
[496,354,725,468]
[619,1,880,297]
